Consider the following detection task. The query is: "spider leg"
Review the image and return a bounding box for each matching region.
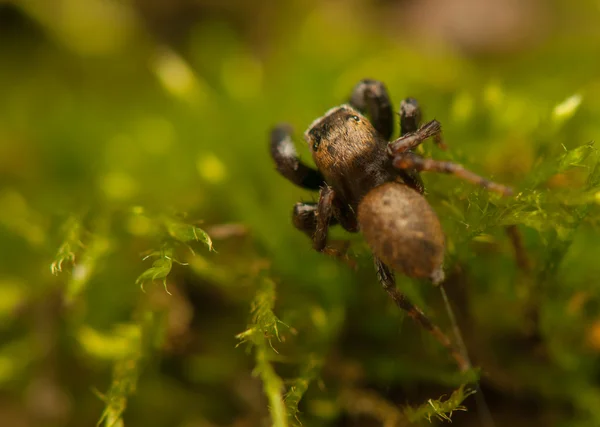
[400,98,447,149]
[292,202,338,237]
[270,125,325,190]
[397,97,426,194]
[294,195,354,267]
[388,120,443,156]
[393,152,513,196]
[399,97,422,135]
[349,79,394,140]
[314,185,335,252]
[375,258,469,372]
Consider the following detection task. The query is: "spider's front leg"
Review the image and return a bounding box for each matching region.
[399,98,448,150]
[349,80,426,193]
[292,202,338,238]
[313,184,336,253]
[349,79,394,140]
[388,119,444,155]
[399,97,422,135]
[270,125,325,190]
[292,186,354,266]
[397,97,427,194]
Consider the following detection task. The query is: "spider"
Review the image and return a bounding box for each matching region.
[269,79,512,371]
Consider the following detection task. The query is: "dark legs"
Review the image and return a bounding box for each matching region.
[375,258,470,372]
[292,203,319,237]
[349,80,428,193]
[289,187,337,252]
[349,80,426,141]
[397,97,427,194]
[270,125,325,190]
[270,125,354,258]
[389,121,513,196]
[313,185,335,252]
[350,80,497,195]
[292,201,339,241]
[389,120,443,154]
[399,98,422,135]
[291,187,353,262]
[349,79,394,140]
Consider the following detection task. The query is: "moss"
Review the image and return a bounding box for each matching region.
[2,1,600,426]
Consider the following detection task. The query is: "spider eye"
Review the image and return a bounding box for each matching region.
[312,135,321,151]
[350,115,360,122]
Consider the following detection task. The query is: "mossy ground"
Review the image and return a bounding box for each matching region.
[1,1,600,426]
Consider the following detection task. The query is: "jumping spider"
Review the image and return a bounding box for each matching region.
[269,79,512,371]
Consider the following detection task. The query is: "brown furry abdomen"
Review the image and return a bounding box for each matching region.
[357,182,445,283]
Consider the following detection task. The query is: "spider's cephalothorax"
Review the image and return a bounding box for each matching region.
[269,79,512,371]
[305,105,395,209]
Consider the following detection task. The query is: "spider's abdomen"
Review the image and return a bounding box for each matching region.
[357,182,445,283]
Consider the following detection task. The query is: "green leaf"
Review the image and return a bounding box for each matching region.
[135,248,174,294]
[51,216,83,275]
[163,218,213,251]
[406,385,476,423]
[558,143,594,172]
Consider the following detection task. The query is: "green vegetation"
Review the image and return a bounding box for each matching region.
[1,1,600,426]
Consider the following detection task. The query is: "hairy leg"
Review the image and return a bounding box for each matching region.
[313,185,335,252]
[397,97,426,193]
[393,152,513,196]
[375,258,469,372]
[388,120,445,156]
[292,202,338,237]
[399,97,422,135]
[349,79,394,140]
[270,125,325,190]
[293,195,354,266]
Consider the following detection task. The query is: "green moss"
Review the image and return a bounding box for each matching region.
[2,1,600,426]
[237,277,289,427]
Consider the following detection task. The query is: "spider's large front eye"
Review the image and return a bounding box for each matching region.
[312,135,321,151]
[347,114,360,122]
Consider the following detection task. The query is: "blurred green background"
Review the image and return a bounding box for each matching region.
[1,0,600,426]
